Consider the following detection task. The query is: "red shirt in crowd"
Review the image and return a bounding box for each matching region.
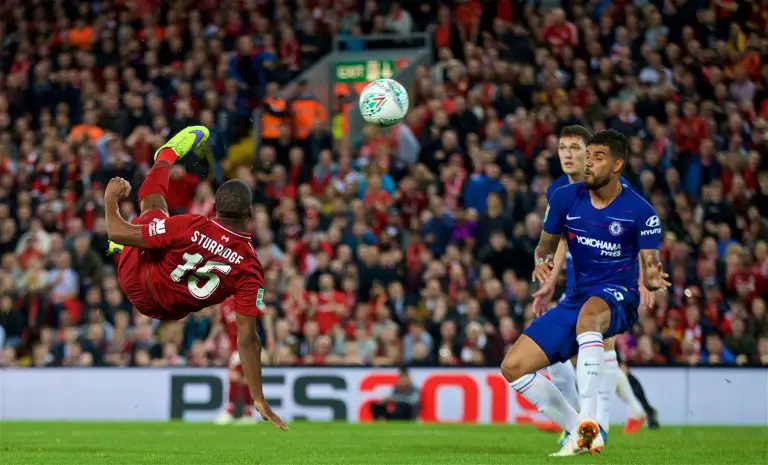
[728,269,766,304]
[396,189,427,228]
[674,116,709,153]
[454,1,482,39]
[310,290,346,334]
[166,173,200,212]
[541,22,578,49]
[282,290,309,334]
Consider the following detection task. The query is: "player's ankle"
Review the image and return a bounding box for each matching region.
[156,147,178,165]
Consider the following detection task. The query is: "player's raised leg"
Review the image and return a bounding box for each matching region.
[502,318,580,437]
[574,296,612,452]
[109,126,209,254]
[141,125,210,215]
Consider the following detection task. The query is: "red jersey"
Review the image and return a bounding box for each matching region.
[220,296,238,352]
[140,215,266,318]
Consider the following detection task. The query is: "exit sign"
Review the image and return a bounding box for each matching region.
[335,60,396,83]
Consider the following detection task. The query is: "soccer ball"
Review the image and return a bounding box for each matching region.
[358,78,409,127]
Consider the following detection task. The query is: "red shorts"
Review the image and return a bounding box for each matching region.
[116,210,174,320]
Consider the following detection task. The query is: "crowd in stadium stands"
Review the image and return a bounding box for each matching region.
[1,0,768,369]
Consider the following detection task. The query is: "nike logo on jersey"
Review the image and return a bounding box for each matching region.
[566,214,581,220]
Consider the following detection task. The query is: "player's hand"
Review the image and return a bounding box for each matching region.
[254,398,289,431]
[639,284,655,312]
[532,260,554,284]
[532,279,556,316]
[644,263,671,291]
[105,177,131,201]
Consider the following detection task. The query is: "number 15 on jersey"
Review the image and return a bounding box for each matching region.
[171,252,232,299]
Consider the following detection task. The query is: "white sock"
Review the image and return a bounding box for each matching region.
[547,361,579,410]
[510,372,580,432]
[596,350,619,432]
[616,369,646,418]
[576,331,604,421]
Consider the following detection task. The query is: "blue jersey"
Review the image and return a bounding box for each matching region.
[543,182,661,294]
[547,175,631,297]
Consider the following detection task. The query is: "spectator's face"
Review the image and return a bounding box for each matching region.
[756,242,768,262]
[524,214,542,238]
[56,252,71,269]
[304,321,319,339]
[732,319,745,337]
[490,232,505,250]
[0,219,15,239]
[441,131,457,150]
[706,335,722,354]
[753,299,766,320]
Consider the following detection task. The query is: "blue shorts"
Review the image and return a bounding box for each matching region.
[525,284,639,364]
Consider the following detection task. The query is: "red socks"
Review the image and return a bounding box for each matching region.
[155,147,179,165]
[226,381,254,416]
[226,379,239,415]
[138,150,177,202]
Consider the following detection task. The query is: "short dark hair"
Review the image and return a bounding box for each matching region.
[214,179,253,218]
[559,125,592,144]
[588,129,628,162]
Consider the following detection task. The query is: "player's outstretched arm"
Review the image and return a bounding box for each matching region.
[639,249,671,291]
[235,312,288,431]
[104,177,146,247]
[532,236,567,313]
[532,231,561,284]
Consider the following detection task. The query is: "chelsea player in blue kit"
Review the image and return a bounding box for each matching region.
[500,130,670,455]
[534,126,657,450]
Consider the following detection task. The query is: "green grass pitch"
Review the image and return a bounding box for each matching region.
[1,422,766,464]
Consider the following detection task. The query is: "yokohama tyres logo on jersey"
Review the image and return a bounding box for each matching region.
[570,233,621,257]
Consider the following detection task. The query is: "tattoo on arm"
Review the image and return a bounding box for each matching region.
[640,249,662,290]
[534,231,561,265]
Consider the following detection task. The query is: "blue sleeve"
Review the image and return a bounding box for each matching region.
[383,175,396,194]
[543,187,568,235]
[637,204,662,250]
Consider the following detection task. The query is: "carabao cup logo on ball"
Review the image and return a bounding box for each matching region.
[361,91,388,118]
[359,79,409,127]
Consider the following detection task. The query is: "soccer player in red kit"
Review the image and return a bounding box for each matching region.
[214,296,258,424]
[104,126,286,431]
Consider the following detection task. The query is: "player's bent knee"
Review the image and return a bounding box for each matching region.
[576,297,611,334]
[501,335,551,382]
[500,354,526,383]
